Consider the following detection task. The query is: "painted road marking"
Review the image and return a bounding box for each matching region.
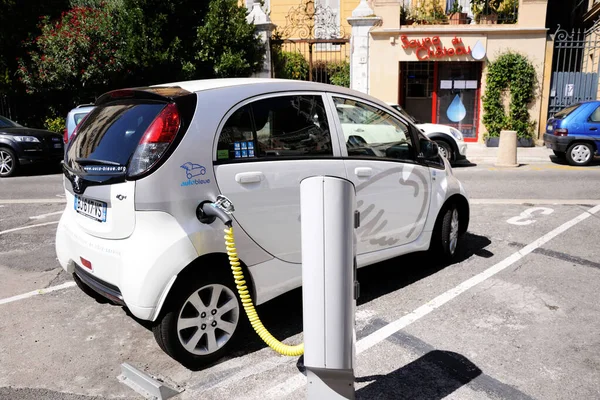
[507,207,554,226]
[0,221,59,236]
[470,199,600,205]
[29,211,64,220]
[263,204,600,399]
[0,198,66,204]
[0,282,76,306]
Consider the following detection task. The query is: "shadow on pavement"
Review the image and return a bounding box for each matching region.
[15,162,63,177]
[124,232,493,371]
[549,155,600,166]
[452,159,477,168]
[356,350,482,400]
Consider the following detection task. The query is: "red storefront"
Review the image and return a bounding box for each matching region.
[397,35,486,142]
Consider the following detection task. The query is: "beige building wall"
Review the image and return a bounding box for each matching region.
[367,0,549,143]
[267,0,360,39]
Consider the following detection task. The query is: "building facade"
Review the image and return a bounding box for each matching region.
[358,0,550,144]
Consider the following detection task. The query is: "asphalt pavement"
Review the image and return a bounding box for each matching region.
[1,156,599,400]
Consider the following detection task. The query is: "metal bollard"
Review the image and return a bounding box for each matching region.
[300,176,358,400]
[495,130,518,167]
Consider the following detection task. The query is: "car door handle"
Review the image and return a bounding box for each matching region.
[355,167,373,177]
[590,127,598,131]
[235,172,264,184]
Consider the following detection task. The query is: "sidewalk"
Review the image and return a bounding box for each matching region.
[461,142,552,165]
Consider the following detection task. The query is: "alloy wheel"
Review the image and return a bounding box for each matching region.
[438,145,449,159]
[570,145,591,164]
[0,150,14,176]
[177,283,239,356]
[449,209,459,255]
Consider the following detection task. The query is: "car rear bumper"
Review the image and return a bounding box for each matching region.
[55,208,199,321]
[543,133,571,152]
[18,152,63,165]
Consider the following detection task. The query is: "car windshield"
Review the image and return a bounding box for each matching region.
[554,103,582,119]
[0,115,21,128]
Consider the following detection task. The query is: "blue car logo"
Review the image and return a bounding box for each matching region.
[180,162,206,179]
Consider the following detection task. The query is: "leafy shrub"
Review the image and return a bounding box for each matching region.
[327,61,350,87]
[482,51,537,139]
[274,50,309,80]
[44,115,66,133]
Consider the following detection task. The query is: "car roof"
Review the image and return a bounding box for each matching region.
[150,78,388,105]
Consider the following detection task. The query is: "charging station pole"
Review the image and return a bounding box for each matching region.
[300,176,358,399]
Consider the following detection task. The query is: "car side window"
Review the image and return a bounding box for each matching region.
[589,106,600,122]
[216,95,333,161]
[332,97,414,161]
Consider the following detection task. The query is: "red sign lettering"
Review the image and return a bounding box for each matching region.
[401,35,472,60]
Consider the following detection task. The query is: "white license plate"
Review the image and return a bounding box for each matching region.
[74,196,107,222]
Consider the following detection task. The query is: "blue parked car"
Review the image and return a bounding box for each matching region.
[544,101,600,166]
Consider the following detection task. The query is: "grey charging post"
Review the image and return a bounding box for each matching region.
[300,176,358,399]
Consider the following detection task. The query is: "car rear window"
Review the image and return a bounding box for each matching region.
[66,102,165,169]
[74,112,90,125]
[554,103,581,119]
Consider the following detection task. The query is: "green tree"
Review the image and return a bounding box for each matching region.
[0,0,70,93]
[195,0,265,78]
[16,6,126,99]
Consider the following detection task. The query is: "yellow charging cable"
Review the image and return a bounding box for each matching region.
[224,226,304,356]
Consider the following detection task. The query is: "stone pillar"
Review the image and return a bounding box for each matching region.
[347,1,381,94]
[246,2,276,78]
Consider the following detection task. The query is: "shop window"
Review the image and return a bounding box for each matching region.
[402,61,435,124]
[333,97,414,161]
[217,95,333,161]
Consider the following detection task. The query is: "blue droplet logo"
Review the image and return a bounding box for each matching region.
[471,40,486,60]
[447,95,467,122]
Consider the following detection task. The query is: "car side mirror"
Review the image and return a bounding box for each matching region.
[419,139,439,161]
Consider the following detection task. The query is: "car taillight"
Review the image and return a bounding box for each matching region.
[128,103,181,177]
[63,127,68,144]
[554,128,568,136]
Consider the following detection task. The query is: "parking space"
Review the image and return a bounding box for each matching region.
[1,200,599,399]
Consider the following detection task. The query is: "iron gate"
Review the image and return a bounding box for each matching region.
[271,0,350,85]
[548,20,600,118]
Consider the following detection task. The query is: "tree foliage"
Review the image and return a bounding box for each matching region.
[16,6,126,96]
[195,0,265,78]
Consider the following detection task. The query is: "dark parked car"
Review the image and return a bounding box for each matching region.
[0,115,64,177]
[544,101,600,166]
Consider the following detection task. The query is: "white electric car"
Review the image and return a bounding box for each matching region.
[387,103,468,164]
[56,78,470,369]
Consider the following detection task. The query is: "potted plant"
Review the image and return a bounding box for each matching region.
[448,1,468,25]
[400,4,415,25]
[471,0,501,24]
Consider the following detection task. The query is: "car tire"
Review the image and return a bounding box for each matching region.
[431,204,461,263]
[0,147,18,177]
[553,150,566,159]
[566,142,594,166]
[435,141,453,162]
[152,272,244,370]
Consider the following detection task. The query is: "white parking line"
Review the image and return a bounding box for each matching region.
[0,198,66,204]
[0,282,76,306]
[263,204,600,399]
[29,211,64,220]
[0,221,59,236]
[470,198,600,205]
